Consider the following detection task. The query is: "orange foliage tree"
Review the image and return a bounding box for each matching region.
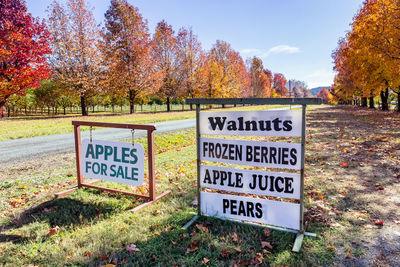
[247,57,271,97]
[101,0,162,113]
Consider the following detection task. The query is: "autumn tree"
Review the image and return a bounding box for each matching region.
[316,88,333,104]
[207,40,249,98]
[0,0,51,110]
[101,0,161,114]
[247,57,271,97]
[175,27,206,108]
[152,20,179,112]
[47,0,101,116]
[272,73,287,96]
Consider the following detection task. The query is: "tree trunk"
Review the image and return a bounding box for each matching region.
[141,104,143,112]
[92,105,95,113]
[129,90,135,114]
[369,96,375,109]
[63,107,66,115]
[380,88,389,111]
[397,91,400,112]
[167,97,171,112]
[112,105,114,112]
[361,97,367,107]
[80,96,88,116]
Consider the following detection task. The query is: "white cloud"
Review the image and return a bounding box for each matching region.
[263,45,301,57]
[305,69,335,88]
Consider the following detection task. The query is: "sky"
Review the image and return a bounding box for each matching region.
[26,0,364,89]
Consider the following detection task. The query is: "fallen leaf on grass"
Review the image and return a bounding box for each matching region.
[233,247,242,253]
[370,219,384,225]
[263,228,271,237]
[202,257,210,264]
[345,247,352,258]
[220,248,232,258]
[85,252,92,258]
[395,219,400,224]
[261,241,273,249]
[341,162,348,168]
[231,232,239,242]
[46,226,60,237]
[126,244,139,253]
[377,186,384,190]
[102,265,115,267]
[151,254,157,260]
[66,255,72,259]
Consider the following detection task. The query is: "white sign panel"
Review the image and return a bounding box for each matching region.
[200,191,300,230]
[81,139,144,186]
[200,137,301,170]
[200,165,300,199]
[199,110,302,136]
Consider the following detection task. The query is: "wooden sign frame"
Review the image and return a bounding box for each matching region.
[55,121,170,212]
[184,98,321,252]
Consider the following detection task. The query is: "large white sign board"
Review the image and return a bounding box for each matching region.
[200,165,300,199]
[81,139,144,186]
[199,110,302,136]
[200,137,301,170]
[200,191,300,230]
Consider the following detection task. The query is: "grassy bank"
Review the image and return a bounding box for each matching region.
[1,105,398,266]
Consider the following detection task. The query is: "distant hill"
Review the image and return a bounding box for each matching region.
[310,86,330,96]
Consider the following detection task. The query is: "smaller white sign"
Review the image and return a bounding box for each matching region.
[200,137,301,170]
[81,139,144,186]
[200,165,300,199]
[200,191,300,230]
[200,110,302,136]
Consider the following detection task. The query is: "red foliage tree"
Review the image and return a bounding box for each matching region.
[0,0,51,109]
[273,73,287,96]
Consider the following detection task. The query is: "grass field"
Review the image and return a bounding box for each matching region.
[0,105,399,266]
[0,104,294,141]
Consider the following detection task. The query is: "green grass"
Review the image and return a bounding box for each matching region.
[0,123,339,266]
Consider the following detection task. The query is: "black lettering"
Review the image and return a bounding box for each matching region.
[203,169,212,184]
[284,177,294,193]
[246,146,253,161]
[258,120,272,131]
[212,170,219,184]
[259,175,268,190]
[222,144,228,159]
[245,120,257,131]
[269,176,275,192]
[246,202,255,217]
[230,200,237,215]
[272,118,282,131]
[283,120,293,131]
[270,147,277,164]
[235,173,243,188]
[238,201,246,216]
[255,203,263,218]
[208,117,226,130]
[253,146,260,163]
[290,148,297,166]
[281,147,289,165]
[215,143,221,158]
[275,176,284,192]
[261,147,268,163]
[227,120,237,131]
[223,199,229,213]
[238,117,244,131]
[249,175,257,189]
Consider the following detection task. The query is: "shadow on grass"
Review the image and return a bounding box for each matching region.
[0,188,143,244]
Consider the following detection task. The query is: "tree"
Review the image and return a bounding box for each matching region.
[0,0,51,110]
[207,40,249,98]
[101,0,161,114]
[316,88,333,104]
[273,73,287,96]
[152,20,179,112]
[176,27,205,108]
[247,57,271,97]
[47,0,101,116]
